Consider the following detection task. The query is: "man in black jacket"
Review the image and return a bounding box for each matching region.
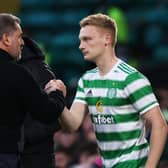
[0,13,65,168]
[18,36,60,168]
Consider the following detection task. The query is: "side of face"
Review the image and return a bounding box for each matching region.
[4,23,24,59]
[79,25,107,62]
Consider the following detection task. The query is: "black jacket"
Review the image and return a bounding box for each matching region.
[0,49,65,153]
[18,36,55,89]
[18,36,60,154]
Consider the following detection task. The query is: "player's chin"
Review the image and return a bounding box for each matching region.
[84,55,92,61]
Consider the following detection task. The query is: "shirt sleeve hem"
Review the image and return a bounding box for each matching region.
[140,102,159,115]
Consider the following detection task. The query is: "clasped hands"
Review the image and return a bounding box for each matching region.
[45,79,66,97]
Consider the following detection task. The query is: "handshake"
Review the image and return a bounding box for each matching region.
[45,79,66,97]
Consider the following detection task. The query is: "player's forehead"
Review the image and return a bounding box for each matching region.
[79,25,102,39]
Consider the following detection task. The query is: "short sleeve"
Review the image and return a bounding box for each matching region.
[74,77,87,104]
[124,72,159,115]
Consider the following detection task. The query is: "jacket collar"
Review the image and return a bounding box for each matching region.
[0,49,14,62]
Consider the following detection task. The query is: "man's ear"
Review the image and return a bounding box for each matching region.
[1,33,12,47]
[104,33,112,46]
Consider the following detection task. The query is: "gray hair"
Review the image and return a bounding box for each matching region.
[0,13,21,39]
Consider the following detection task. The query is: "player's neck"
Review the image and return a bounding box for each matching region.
[97,54,118,76]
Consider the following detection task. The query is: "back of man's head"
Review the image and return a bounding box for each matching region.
[19,35,45,62]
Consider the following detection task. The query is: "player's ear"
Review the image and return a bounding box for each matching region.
[1,33,12,46]
[104,32,112,46]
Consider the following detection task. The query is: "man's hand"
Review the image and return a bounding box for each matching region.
[45,79,67,97]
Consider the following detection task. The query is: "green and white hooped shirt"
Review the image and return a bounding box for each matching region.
[74,59,159,168]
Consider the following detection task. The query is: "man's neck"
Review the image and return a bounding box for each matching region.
[96,53,118,76]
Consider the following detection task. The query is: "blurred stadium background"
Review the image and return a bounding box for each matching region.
[0,0,168,167]
[1,0,168,102]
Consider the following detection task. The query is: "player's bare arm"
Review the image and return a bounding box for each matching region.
[142,106,168,168]
[45,79,87,132]
[60,102,88,132]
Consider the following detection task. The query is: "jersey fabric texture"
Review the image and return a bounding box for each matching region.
[74,59,159,168]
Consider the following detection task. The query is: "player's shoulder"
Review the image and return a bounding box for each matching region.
[117,60,137,75]
[117,60,148,83]
[82,67,99,79]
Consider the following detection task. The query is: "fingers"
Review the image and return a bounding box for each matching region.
[56,80,67,96]
[45,84,55,94]
[45,79,67,97]
[56,80,67,97]
[45,79,56,91]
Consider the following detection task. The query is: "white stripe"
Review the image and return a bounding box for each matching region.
[89,88,127,98]
[103,146,149,167]
[112,105,137,114]
[134,94,157,110]
[84,72,99,80]
[83,63,128,81]
[78,78,83,87]
[97,125,148,151]
[75,91,84,98]
[89,105,137,115]
[92,88,108,97]
[95,121,143,133]
[74,99,86,104]
[98,139,137,150]
[125,78,150,96]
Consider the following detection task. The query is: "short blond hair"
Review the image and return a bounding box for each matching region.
[80,13,117,46]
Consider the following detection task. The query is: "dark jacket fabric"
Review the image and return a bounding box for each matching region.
[18,36,55,89]
[18,36,60,152]
[0,48,65,153]
[18,36,60,168]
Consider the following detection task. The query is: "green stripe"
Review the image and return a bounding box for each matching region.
[121,62,136,72]
[125,72,146,86]
[83,80,125,89]
[100,143,148,160]
[96,130,141,141]
[120,63,135,73]
[86,97,130,106]
[118,65,131,74]
[113,113,139,123]
[77,86,84,92]
[75,97,85,101]
[113,156,147,168]
[128,86,153,103]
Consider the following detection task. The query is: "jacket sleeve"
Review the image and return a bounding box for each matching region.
[19,67,65,124]
[20,59,55,89]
